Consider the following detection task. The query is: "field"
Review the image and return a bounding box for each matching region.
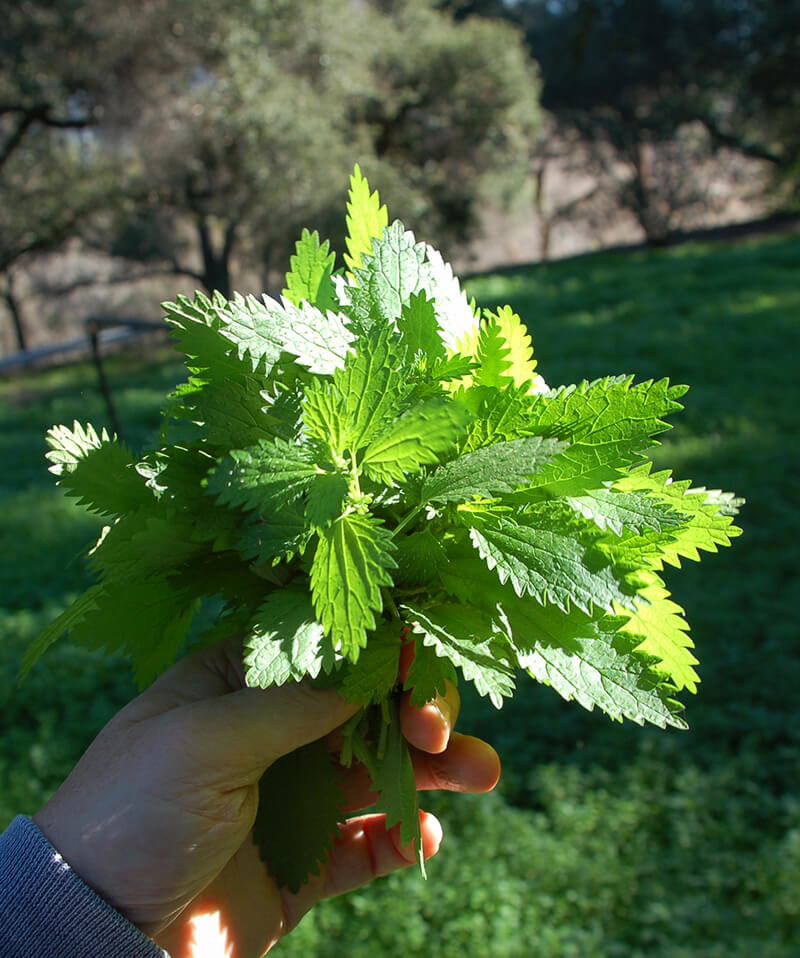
[1,233,798,956]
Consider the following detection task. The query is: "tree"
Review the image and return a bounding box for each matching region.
[104,0,542,296]
[505,0,799,241]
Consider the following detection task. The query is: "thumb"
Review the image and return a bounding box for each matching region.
[176,682,359,781]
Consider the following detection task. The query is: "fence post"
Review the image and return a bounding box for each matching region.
[88,320,124,441]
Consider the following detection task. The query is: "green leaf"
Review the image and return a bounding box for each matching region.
[420,435,567,506]
[611,463,743,566]
[360,399,470,484]
[403,637,458,709]
[337,623,402,704]
[310,512,397,658]
[255,740,346,892]
[370,697,423,867]
[88,512,209,583]
[40,576,199,687]
[349,221,427,328]
[421,245,478,352]
[46,422,151,518]
[283,228,336,312]
[334,326,413,452]
[402,602,515,708]
[206,438,318,514]
[393,528,449,588]
[566,485,689,537]
[522,377,687,498]
[468,501,637,615]
[20,585,105,678]
[243,588,330,688]
[220,293,354,376]
[305,473,350,528]
[302,380,349,460]
[500,595,686,729]
[397,291,446,364]
[163,291,253,382]
[237,508,311,565]
[615,571,700,693]
[487,306,541,391]
[344,164,389,274]
[457,383,541,452]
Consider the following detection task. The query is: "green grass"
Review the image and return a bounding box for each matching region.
[2,234,798,955]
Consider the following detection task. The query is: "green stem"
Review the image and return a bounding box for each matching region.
[393,502,424,537]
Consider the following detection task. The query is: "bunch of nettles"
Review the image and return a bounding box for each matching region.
[27,167,742,889]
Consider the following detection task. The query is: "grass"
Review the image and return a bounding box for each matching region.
[1,234,798,955]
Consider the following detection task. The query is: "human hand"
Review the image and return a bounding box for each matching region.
[34,636,500,957]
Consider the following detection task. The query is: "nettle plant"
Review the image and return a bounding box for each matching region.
[28,167,741,889]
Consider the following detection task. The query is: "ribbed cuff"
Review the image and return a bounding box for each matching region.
[0,816,168,958]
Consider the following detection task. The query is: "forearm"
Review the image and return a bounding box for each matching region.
[0,816,167,958]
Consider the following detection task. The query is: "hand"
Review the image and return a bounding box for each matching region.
[34,637,500,957]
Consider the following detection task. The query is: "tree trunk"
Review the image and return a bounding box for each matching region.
[1,270,28,351]
[196,215,236,298]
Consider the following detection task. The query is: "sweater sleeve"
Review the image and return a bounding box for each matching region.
[0,815,169,958]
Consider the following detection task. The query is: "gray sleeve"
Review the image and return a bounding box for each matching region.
[0,815,169,958]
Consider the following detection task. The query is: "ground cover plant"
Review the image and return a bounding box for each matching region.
[20,170,742,889]
[1,229,797,954]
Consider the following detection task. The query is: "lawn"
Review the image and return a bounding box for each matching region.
[1,232,798,956]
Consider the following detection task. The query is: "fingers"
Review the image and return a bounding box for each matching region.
[170,683,360,783]
[399,681,460,754]
[280,811,443,931]
[335,731,501,811]
[410,732,501,793]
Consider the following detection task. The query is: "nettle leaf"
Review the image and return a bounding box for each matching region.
[187,374,276,451]
[349,221,427,328]
[305,473,350,528]
[421,245,478,352]
[393,527,449,588]
[335,326,413,451]
[20,585,105,678]
[337,623,402,705]
[402,602,516,708]
[360,398,470,484]
[615,570,700,694]
[489,306,541,391]
[89,512,208,583]
[243,587,330,689]
[220,293,354,376]
[420,435,567,506]
[48,575,199,687]
[237,508,311,566]
[611,463,743,565]
[522,377,687,498]
[468,501,637,616]
[302,380,349,459]
[458,383,541,452]
[310,511,397,658]
[207,438,318,514]
[344,163,389,273]
[370,697,423,865]
[500,595,686,729]
[255,739,346,892]
[566,485,689,537]
[163,292,252,382]
[453,305,541,393]
[397,291,446,365]
[283,228,336,312]
[404,636,458,709]
[46,423,151,518]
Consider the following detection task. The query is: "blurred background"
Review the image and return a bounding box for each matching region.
[1,1,799,955]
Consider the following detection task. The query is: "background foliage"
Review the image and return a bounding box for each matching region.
[2,231,797,955]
